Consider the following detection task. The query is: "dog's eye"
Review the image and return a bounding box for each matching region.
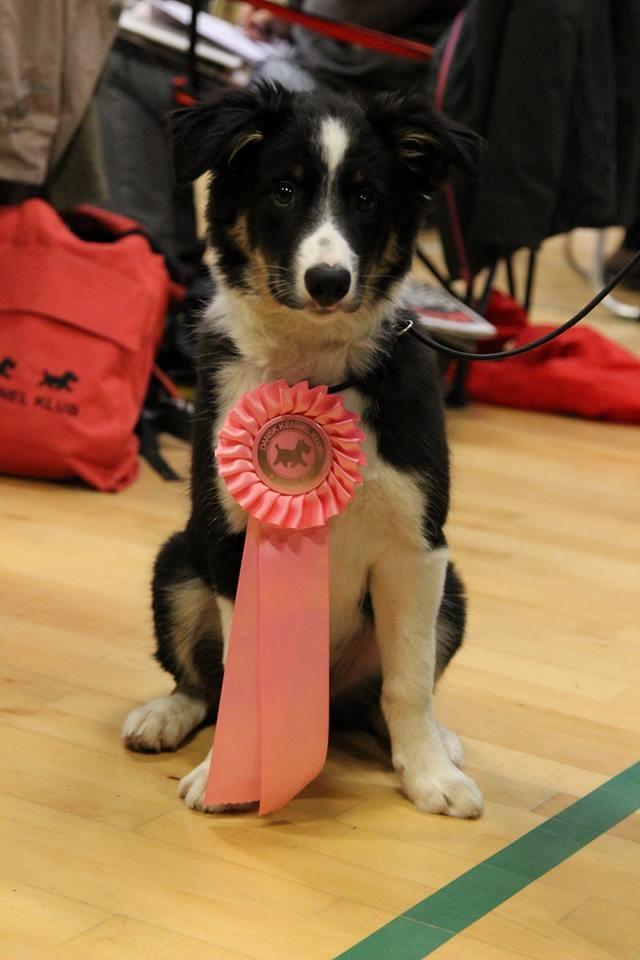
[356,189,375,212]
[274,181,296,206]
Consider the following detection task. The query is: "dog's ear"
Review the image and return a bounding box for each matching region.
[170,80,293,183]
[366,91,482,198]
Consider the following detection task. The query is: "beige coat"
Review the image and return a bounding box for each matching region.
[0,0,121,185]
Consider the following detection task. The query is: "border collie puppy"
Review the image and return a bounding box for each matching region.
[122,82,483,818]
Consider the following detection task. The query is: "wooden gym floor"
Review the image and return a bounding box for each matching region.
[1,234,639,960]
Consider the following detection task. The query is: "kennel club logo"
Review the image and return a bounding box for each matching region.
[253,415,332,495]
[40,369,79,391]
[0,358,80,417]
[0,356,16,379]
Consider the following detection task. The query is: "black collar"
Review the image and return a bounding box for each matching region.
[327,316,414,394]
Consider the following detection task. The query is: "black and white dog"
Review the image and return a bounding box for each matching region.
[123,82,483,818]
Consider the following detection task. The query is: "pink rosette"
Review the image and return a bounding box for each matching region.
[215,380,366,529]
[204,380,366,815]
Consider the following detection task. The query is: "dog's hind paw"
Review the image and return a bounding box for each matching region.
[122,693,206,752]
[179,751,256,814]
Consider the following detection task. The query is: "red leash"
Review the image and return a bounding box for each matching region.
[240,0,433,62]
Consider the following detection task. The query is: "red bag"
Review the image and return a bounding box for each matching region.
[0,200,171,491]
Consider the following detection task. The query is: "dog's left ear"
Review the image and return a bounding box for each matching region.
[367,91,482,198]
[170,80,293,183]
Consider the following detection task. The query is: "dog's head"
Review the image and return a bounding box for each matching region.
[172,82,477,320]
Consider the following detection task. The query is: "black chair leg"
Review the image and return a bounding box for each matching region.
[524,247,538,314]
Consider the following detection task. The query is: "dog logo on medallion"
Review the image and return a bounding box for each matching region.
[253,415,332,495]
[273,438,312,468]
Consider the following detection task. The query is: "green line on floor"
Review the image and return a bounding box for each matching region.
[334,761,640,960]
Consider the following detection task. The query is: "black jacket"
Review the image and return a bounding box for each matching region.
[432,0,640,277]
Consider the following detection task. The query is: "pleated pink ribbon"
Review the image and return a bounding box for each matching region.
[204,380,366,814]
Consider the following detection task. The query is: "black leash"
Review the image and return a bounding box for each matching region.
[410,247,640,362]
[328,248,640,393]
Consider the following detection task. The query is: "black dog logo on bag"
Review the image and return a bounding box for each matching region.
[273,438,312,468]
[0,356,16,379]
[40,370,79,392]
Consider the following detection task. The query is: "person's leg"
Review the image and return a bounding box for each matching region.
[605,191,640,288]
[97,41,202,264]
[605,230,640,288]
[624,216,640,252]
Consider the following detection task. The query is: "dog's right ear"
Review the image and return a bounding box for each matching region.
[366,91,482,198]
[171,81,293,183]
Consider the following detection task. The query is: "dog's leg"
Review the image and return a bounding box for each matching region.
[123,532,222,752]
[371,545,483,818]
[178,595,256,812]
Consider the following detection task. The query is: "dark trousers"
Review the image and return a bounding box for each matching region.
[96,39,219,267]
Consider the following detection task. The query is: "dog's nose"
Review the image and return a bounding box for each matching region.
[304,264,351,308]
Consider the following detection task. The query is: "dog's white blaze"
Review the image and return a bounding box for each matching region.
[319,116,349,176]
[289,116,355,305]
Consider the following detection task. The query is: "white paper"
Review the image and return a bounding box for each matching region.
[121,2,242,68]
[404,279,497,340]
[149,0,280,63]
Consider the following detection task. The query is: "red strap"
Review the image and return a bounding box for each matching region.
[153,364,181,398]
[243,0,433,62]
[173,75,198,107]
[168,279,186,303]
[434,10,470,281]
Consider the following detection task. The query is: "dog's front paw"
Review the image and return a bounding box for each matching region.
[122,693,206,752]
[402,763,483,819]
[178,753,256,814]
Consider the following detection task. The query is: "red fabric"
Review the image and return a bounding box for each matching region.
[0,200,170,490]
[482,289,528,347]
[469,291,640,424]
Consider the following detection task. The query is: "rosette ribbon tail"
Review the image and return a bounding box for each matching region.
[204,517,330,814]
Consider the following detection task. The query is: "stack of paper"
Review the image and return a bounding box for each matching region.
[120,2,242,68]
[149,0,288,63]
[404,279,497,341]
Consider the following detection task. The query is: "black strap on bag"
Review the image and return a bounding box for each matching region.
[136,367,195,482]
